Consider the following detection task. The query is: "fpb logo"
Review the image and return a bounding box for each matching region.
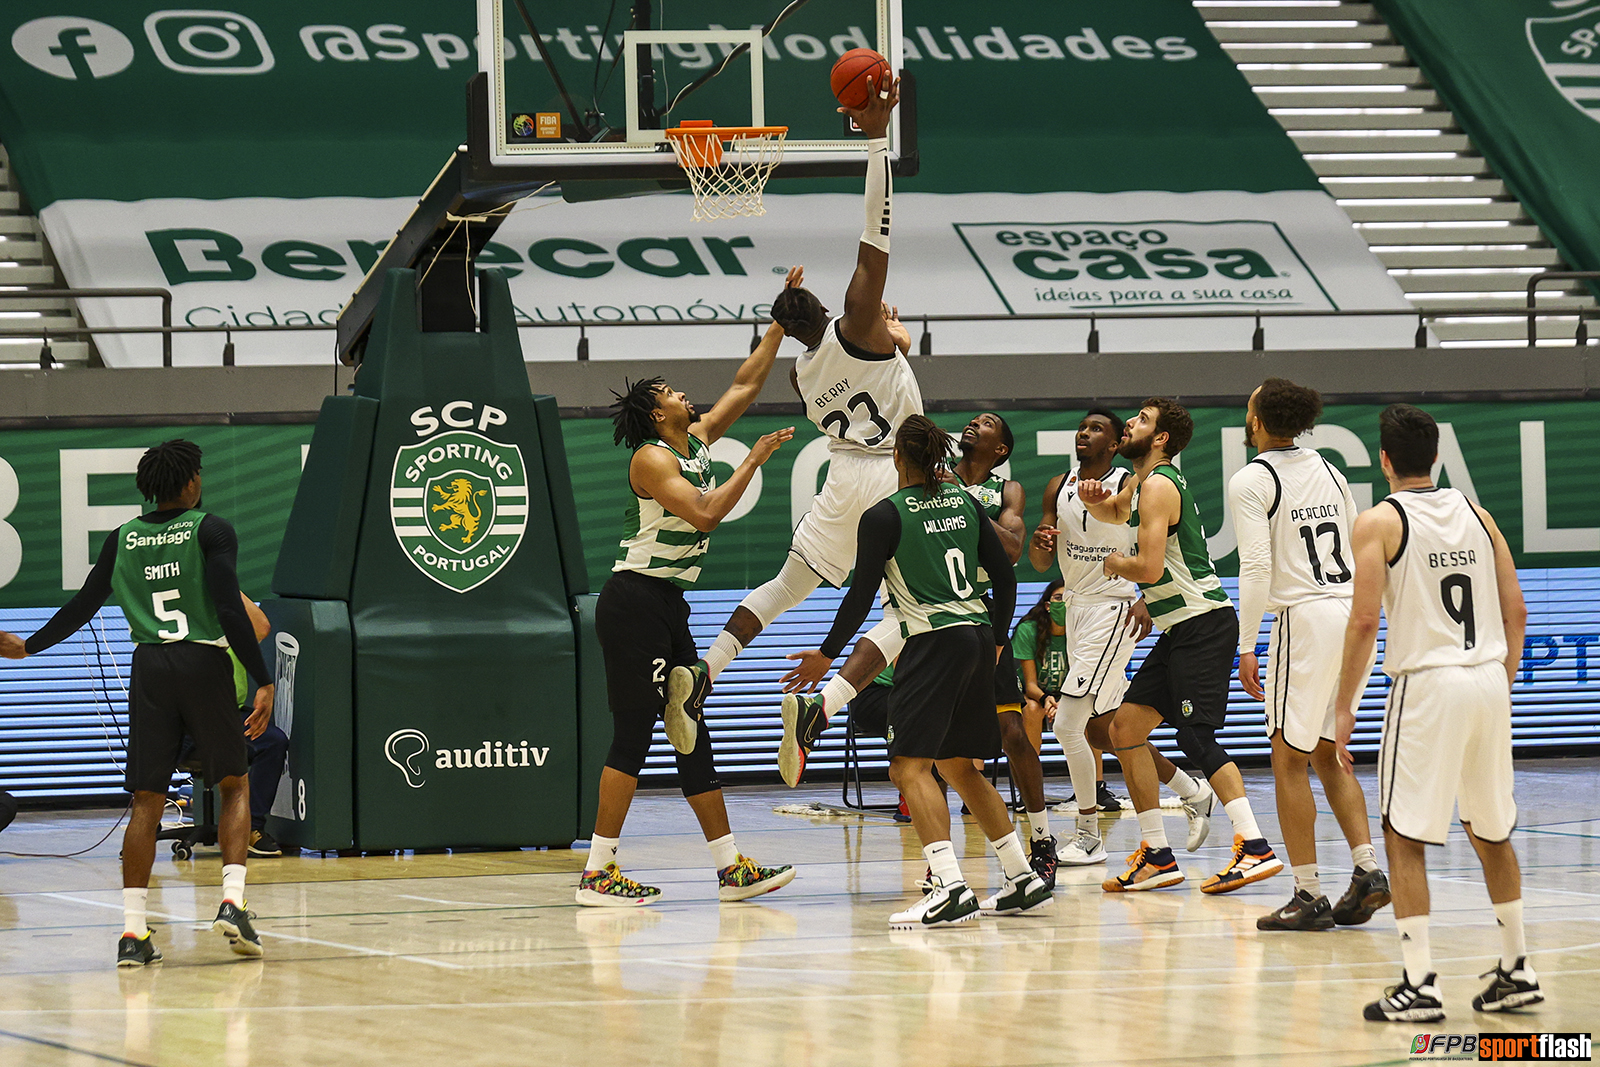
[391,426,528,593]
[11,17,134,79]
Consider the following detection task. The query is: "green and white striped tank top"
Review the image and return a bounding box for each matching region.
[613,435,714,589]
[962,472,1006,596]
[1130,464,1232,627]
[885,483,990,638]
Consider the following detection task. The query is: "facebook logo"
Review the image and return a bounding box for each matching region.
[11,17,135,80]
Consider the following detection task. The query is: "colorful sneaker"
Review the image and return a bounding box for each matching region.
[1256,889,1335,931]
[1029,835,1059,891]
[576,863,662,907]
[1095,781,1124,813]
[1331,867,1392,926]
[1181,779,1215,852]
[717,855,796,902]
[212,901,263,957]
[1362,972,1444,1022]
[664,663,710,754]
[778,694,828,787]
[1102,843,1184,892]
[1201,835,1284,895]
[979,872,1054,916]
[1058,828,1108,866]
[889,878,980,929]
[1472,957,1543,1012]
[116,931,162,968]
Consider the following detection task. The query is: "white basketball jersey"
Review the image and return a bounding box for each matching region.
[1242,446,1359,609]
[1381,487,1507,677]
[1054,465,1137,600]
[793,317,923,454]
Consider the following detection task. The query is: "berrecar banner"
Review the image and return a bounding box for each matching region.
[0,1,1416,366]
[1374,0,1600,285]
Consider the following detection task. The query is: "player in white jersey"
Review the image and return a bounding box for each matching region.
[1029,409,1218,868]
[1229,379,1390,932]
[1334,403,1540,1022]
[664,73,922,742]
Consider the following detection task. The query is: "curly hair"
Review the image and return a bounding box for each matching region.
[135,439,203,504]
[609,377,665,450]
[1142,397,1195,456]
[1254,378,1323,439]
[895,414,954,495]
[1379,403,1438,478]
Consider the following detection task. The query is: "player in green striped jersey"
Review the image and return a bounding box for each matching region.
[1080,399,1282,895]
[580,312,798,908]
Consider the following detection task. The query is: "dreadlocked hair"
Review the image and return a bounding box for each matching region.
[895,414,954,495]
[770,286,827,339]
[1018,578,1065,666]
[609,376,665,450]
[136,439,203,504]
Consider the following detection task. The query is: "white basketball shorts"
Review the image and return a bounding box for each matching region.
[1378,660,1516,845]
[1058,595,1139,715]
[789,448,897,588]
[1263,597,1374,753]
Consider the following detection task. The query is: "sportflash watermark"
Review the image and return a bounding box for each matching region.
[1410,1032,1591,1061]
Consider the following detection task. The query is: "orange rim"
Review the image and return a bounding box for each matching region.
[663,125,789,141]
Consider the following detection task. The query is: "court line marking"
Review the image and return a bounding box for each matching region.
[0,1026,157,1067]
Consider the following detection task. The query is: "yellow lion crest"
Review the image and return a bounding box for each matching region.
[431,478,488,545]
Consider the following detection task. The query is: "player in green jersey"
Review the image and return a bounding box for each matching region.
[0,440,274,965]
[1079,399,1282,895]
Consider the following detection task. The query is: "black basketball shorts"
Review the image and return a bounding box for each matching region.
[887,624,1003,761]
[1123,605,1238,732]
[126,642,247,794]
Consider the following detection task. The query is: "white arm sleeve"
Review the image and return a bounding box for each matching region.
[861,138,891,254]
[1230,463,1275,655]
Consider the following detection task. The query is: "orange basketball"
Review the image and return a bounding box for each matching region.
[831,48,890,110]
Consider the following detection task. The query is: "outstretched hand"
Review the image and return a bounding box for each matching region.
[0,631,26,660]
[883,303,910,355]
[750,427,795,465]
[785,265,805,289]
[839,71,900,139]
[781,649,834,693]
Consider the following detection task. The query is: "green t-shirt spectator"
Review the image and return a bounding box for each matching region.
[1011,619,1067,697]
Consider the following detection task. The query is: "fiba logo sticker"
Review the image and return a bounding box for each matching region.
[11,18,134,80]
[384,728,552,789]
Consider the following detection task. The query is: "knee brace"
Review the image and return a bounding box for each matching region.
[739,554,822,629]
[862,611,905,663]
[1175,725,1232,779]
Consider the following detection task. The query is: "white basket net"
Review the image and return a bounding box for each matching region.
[666,129,787,221]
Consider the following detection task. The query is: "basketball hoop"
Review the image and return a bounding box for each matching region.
[664,121,789,220]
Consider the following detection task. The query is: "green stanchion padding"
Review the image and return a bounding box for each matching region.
[272,394,378,601]
[573,593,609,839]
[347,268,579,850]
[260,597,354,851]
[535,394,590,598]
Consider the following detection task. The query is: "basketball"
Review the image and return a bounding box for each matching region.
[831,48,890,110]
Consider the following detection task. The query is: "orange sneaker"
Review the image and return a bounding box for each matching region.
[1200,834,1284,894]
[1102,842,1185,892]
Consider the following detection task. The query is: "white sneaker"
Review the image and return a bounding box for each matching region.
[1182,779,1215,852]
[1058,828,1108,866]
[888,879,980,929]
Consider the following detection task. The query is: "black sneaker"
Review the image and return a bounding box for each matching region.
[1472,957,1543,1012]
[1029,835,1059,892]
[1363,972,1444,1022]
[979,872,1054,916]
[1095,781,1123,812]
[116,932,162,968]
[663,663,711,754]
[213,901,263,958]
[1331,867,1392,926]
[778,693,828,787]
[248,829,282,857]
[1257,889,1335,931]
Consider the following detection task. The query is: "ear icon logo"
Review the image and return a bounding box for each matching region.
[384,729,430,788]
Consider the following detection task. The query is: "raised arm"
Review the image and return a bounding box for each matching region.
[1102,475,1177,585]
[631,428,794,534]
[994,479,1027,565]
[1476,503,1528,691]
[1028,473,1066,573]
[837,72,901,352]
[689,320,786,444]
[1334,503,1400,771]
[1230,464,1275,699]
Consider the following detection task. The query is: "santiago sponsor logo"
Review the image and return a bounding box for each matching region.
[391,402,527,594]
[1528,5,1600,124]
[953,220,1335,314]
[383,728,551,789]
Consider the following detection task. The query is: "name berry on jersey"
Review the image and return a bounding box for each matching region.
[814,378,849,407]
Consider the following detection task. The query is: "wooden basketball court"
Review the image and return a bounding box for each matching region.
[1,761,1594,1066]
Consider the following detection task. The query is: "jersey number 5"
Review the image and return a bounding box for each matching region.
[1440,574,1476,650]
[819,391,892,447]
[152,589,190,641]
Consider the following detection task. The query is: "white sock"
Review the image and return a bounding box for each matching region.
[990,832,1030,880]
[1076,813,1099,836]
[707,832,739,872]
[221,863,246,907]
[1136,807,1169,850]
[924,840,963,887]
[586,834,619,873]
[701,632,743,682]
[1292,863,1321,897]
[1493,899,1527,970]
[1025,809,1051,842]
[122,887,148,938]
[1224,797,1262,842]
[1396,914,1432,986]
[1351,842,1379,873]
[819,675,857,720]
[1166,767,1201,800]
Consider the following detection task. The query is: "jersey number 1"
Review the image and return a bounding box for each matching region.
[819,391,892,447]
[1440,574,1476,650]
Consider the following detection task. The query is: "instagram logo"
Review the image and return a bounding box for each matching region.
[143,10,273,74]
